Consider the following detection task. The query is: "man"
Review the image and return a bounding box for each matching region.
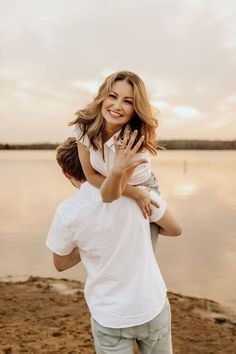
[46,134,181,354]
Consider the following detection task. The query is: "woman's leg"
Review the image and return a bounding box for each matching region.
[150,222,159,253]
[142,173,161,254]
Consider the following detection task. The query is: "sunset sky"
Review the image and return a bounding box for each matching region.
[1,0,236,143]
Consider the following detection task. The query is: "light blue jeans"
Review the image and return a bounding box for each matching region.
[90,296,173,354]
[142,172,161,253]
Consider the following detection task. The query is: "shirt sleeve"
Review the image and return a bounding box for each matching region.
[71,124,90,148]
[45,211,75,256]
[148,191,167,222]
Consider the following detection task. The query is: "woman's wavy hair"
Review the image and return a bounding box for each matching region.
[69,71,159,155]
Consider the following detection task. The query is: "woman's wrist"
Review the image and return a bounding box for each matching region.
[110,167,124,179]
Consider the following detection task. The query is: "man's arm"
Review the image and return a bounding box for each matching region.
[156,209,182,236]
[53,247,81,272]
[148,191,182,237]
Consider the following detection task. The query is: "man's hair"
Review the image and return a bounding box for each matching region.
[56,137,86,182]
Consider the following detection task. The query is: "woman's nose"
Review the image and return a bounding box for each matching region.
[113,100,122,110]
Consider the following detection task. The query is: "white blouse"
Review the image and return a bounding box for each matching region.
[72,125,152,186]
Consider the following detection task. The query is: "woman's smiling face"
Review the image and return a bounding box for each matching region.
[101,80,135,132]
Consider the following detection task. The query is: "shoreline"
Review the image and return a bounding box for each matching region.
[1,276,236,354]
[2,274,235,312]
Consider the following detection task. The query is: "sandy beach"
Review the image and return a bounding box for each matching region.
[0,276,235,354]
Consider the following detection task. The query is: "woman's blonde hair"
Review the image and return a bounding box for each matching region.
[69,71,159,155]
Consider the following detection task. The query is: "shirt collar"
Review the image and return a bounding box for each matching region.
[80,181,97,192]
[105,124,131,149]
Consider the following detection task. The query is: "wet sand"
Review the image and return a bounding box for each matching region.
[0,276,235,354]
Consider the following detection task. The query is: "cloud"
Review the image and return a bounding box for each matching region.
[0,0,236,142]
[151,100,169,110]
[72,79,99,94]
[172,106,201,119]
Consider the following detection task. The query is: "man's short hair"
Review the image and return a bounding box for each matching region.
[56,138,86,182]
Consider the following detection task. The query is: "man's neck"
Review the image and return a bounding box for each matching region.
[70,178,83,189]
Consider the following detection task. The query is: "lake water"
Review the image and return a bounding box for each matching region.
[0,150,235,310]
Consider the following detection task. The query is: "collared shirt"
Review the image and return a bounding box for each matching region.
[72,125,152,185]
[46,182,167,328]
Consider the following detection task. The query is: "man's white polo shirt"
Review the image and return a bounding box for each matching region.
[46,182,167,328]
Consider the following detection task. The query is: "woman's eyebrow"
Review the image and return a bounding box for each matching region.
[110,90,133,99]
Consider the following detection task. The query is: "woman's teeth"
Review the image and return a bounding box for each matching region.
[109,110,122,118]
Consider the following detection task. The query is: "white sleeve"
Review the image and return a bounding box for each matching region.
[72,124,90,147]
[46,211,75,256]
[149,191,167,222]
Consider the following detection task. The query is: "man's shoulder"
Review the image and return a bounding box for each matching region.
[55,182,140,219]
[56,183,101,213]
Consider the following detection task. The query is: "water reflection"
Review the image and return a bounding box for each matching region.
[152,151,236,308]
[0,150,236,309]
[183,160,188,174]
[174,181,197,196]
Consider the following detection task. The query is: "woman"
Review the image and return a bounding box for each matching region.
[69,71,178,240]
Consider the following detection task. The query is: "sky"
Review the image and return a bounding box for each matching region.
[1,0,236,143]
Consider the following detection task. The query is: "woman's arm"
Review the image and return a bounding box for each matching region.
[77,140,159,218]
[77,142,104,188]
[100,131,146,201]
[77,141,123,200]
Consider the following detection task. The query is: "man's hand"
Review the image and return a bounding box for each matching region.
[133,187,160,219]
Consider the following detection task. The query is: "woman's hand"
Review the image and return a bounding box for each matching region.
[133,187,160,219]
[112,130,147,174]
[101,130,147,202]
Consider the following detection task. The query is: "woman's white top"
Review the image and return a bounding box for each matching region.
[72,125,152,185]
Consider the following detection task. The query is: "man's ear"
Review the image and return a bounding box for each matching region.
[62,169,71,180]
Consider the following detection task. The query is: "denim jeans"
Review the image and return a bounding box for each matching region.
[90,296,173,354]
[142,172,161,253]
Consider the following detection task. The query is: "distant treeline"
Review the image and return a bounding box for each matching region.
[159,140,236,150]
[0,143,58,150]
[0,140,236,150]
